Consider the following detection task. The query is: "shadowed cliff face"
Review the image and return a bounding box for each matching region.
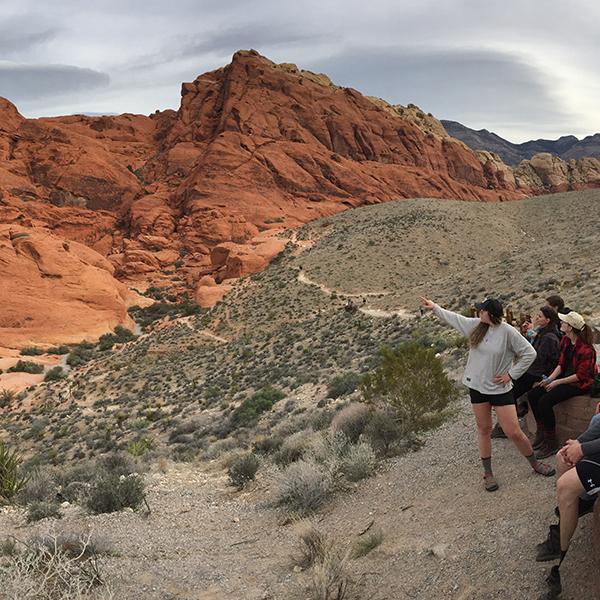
[1,50,599,345]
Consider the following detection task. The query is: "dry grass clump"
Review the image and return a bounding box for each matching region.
[292,523,352,600]
[227,452,260,489]
[339,442,376,482]
[352,529,384,558]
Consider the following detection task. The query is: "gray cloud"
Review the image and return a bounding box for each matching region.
[0,64,110,102]
[0,29,58,55]
[308,48,574,140]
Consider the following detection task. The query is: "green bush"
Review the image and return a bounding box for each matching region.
[26,501,62,523]
[46,345,70,355]
[364,409,403,456]
[0,389,15,408]
[362,343,459,438]
[0,442,29,500]
[44,366,65,382]
[7,360,44,374]
[230,386,285,427]
[20,347,44,356]
[86,473,145,514]
[228,453,260,489]
[127,437,153,457]
[67,342,96,367]
[327,372,361,399]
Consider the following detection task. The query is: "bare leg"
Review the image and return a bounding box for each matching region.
[557,468,585,552]
[471,402,492,459]
[495,404,534,455]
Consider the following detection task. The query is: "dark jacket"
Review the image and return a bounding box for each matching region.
[528,325,560,378]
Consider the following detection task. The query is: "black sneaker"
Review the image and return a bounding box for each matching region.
[536,525,560,562]
[538,565,562,600]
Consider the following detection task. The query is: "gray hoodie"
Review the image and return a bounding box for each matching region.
[433,304,537,395]
[578,412,600,457]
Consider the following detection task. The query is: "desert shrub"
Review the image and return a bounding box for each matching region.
[230,386,285,427]
[276,459,331,515]
[327,372,361,399]
[228,453,260,489]
[252,435,283,455]
[352,530,384,558]
[44,366,65,382]
[0,531,112,599]
[0,537,17,557]
[127,437,153,457]
[66,342,96,367]
[330,403,370,442]
[0,389,16,408]
[86,473,145,514]
[128,301,201,329]
[361,344,459,438]
[98,334,116,351]
[97,452,139,477]
[0,442,29,501]
[113,325,135,343]
[26,501,62,523]
[19,468,56,504]
[364,409,403,456]
[339,442,376,482]
[20,347,44,356]
[8,360,43,374]
[46,345,70,355]
[273,430,315,467]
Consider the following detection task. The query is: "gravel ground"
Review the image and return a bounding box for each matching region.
[0,395,596,599]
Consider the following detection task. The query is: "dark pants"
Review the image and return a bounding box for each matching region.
[512,372,542,402]
[528,384,582,430]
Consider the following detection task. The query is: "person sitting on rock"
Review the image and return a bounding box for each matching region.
[535,403,600,599]
[420,296,555,492]
[491,306,560,439]
[528,311,598,459]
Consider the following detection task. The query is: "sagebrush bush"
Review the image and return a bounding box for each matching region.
[228,453,260,489]
[7,360,44,374]
[273,430,315,467]
[252,435,283,455]
[339,442,376,482]
[0,389,16,408]
[327,372,361,399]
[19,468,56,504]
[330,403,370,442]
[276,459,331,515]
[44,366,65,382]
[86,473,145,514]
[364,409,402,456]
[26,501,62,523]
[362,343,459,437]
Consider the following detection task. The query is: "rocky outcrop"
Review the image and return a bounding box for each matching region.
[2,50,600,342]
[0,225,140,347]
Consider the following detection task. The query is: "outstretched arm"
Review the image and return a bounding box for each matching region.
[420,297,479,337]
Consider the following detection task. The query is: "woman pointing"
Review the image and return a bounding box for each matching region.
[420,297,556,491]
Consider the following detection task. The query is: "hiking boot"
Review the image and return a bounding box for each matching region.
[491,423,507,439]
[536,525,560,562]
[535,438,559,460]
[554,495,597,519]
[483,473,499,492]
[538,565,562,599]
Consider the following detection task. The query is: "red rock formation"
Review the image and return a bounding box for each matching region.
[1,50,600,343]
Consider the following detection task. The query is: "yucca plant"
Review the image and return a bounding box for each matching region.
[0,442,29,501]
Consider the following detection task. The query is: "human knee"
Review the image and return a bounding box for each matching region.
[557,477,579,504]
[477,422,492,437]
[502,425,523,441]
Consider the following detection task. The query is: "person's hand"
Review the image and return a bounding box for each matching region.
[563,439,584,464]
[420,297,435,311]
[532,380,543,388]
[494,373,511,385]
[545,379,559,391]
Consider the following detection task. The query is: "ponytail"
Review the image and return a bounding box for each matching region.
[470,314,502,348]
[575,324,594,346]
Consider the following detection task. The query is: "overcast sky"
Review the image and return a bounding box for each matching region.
[1,0,598,142]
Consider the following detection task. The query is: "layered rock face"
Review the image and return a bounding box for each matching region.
[1,50,600,345]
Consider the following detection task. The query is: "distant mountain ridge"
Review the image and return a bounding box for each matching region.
[441,120,600,165]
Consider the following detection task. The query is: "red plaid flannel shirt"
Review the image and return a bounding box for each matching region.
[558,336,598,390]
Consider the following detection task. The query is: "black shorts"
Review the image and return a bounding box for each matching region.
[469,388,515,407]
[576,455,600,496]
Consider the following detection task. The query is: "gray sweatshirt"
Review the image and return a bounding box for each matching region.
[578,412,600,457]
[433,304,537,395]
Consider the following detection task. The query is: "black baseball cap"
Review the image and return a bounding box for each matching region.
[474,298,503,318]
